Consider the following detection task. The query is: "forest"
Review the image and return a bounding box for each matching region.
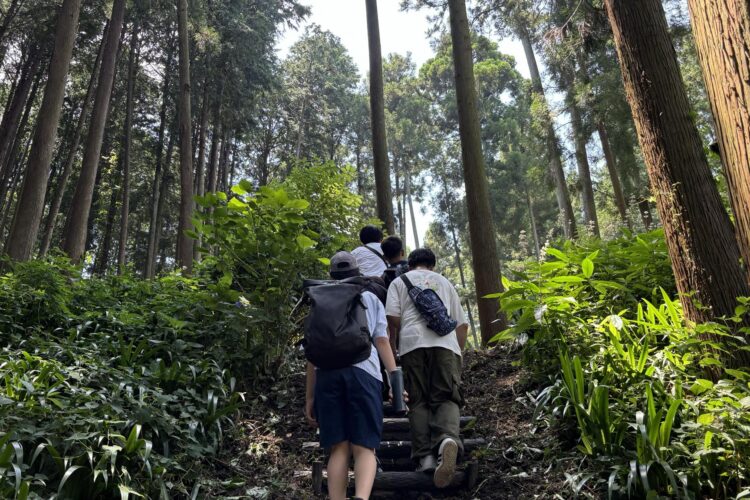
[1,0,750,497]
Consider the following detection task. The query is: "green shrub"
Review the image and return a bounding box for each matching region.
[496,229,750,498]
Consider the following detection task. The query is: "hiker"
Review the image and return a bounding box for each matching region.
[351,225,388,277]
[380,235,409,289]
[385,248,468,488]
[304,251,400,500]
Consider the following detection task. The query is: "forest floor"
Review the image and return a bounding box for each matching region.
[204,347,578,499]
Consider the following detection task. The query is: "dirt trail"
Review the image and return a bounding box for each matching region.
[209,347,569,499]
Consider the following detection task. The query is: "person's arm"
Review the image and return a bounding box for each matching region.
[374,337,397,373]
[387,315,401,356]
[304,361,317,427]
[456,323,469,351]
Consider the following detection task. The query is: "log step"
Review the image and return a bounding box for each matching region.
[382,416,475,432]
[323,470,468,490]
[309,462,479,494]
[302,437,485,459]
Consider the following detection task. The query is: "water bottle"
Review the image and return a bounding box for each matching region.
[389,367,406,414]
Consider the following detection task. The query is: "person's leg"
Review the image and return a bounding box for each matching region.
[327,441,351,500]
[351,444,377,499]
[428,348,464,452]
[401,349,432,460]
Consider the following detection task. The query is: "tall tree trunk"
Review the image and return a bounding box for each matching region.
[95,161,120,275]
[117,24,138,274]
[566,84,600,236]
[405,166,420,248]
[176,0,193,273]
[365,0,395,235]
[0,47,40,176]
[4,0,81,261]
[192,77,208,262]
[40,22,107,257]
[145,43,174,278]
[604,0,750,365]
[518,25,577,239]
[218,129,230,193]
[526,190,541,260]
[61,0,125,263]
[687,0,750,281]
[151,119,176,277]
[448,0,506,344]
[0,0,24,66]
[597,121,630,227]
[0,67,40,215]
[206,121,220,193]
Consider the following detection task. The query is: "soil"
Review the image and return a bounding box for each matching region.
[206,346,574,499]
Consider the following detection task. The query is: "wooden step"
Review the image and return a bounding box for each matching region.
[382,416,475,432]
[311,463,479,493]
[302,437,485,459]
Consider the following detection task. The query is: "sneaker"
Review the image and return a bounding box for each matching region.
[434,438,458,488]
[416,454,437,472]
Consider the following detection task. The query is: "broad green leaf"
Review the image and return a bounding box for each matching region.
[581,258,594,278]
[697,413,714,426]
[296,235,315,249]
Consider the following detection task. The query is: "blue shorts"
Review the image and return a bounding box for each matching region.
[314,366,383,450]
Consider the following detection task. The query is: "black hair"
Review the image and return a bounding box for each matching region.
[359,225,383,245]
[381,235,404,260]
[408,248,436,269]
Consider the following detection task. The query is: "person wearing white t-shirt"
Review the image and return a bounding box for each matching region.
[351,225,387,277]
[385,248,468,488]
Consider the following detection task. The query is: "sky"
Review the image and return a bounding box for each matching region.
[276,0,529,250]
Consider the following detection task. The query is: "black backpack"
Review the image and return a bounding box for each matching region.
[303,277,373,370]
[382,261,409,289]
[400,274,458,336]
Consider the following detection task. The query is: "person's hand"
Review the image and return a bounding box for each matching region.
[387,389,410,411]
[305,398,317,428]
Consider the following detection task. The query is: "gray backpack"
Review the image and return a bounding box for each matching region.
[303,278,372,370]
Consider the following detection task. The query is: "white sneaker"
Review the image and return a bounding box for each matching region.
[416,454,437,472]
[434,438,458,488]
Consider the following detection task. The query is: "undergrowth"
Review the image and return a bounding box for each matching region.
[0,163,368,499]
[495,229,750,498]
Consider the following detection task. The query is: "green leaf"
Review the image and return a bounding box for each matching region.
[296,235,315,250]
[286,199,310,210]
[227,197,247,210]
[545,247,569,262]
[581,258,594,278]
[689,379,714,395]
[697,413,715,426]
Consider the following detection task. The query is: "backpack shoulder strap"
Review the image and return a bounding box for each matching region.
[400,274,416,291]
[364,245,388,265]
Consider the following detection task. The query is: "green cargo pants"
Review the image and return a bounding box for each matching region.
[401,347,464,460]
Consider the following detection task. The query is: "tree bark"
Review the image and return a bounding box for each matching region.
[176,0,193,273]
[566,86,600,236]
[4,0,81,261]
[151,118,176,277]
[145,42,174,278]
[448,0,506,344]
[405,166,420,248]
[192,76,208,262]
[526,190,541,260]
[0,60,41,214]
[95,160,119,275]
[604,0,750,364]
[518,26,577,239]
[0,47,40,176]
[206,121,220,193]
[117,23,138,274]
[687,0,750,281]
[39,21,107,257]
[365,0,395,235]
[0,0,24,66]
[61,0,125,263]
[597,121,630,227]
